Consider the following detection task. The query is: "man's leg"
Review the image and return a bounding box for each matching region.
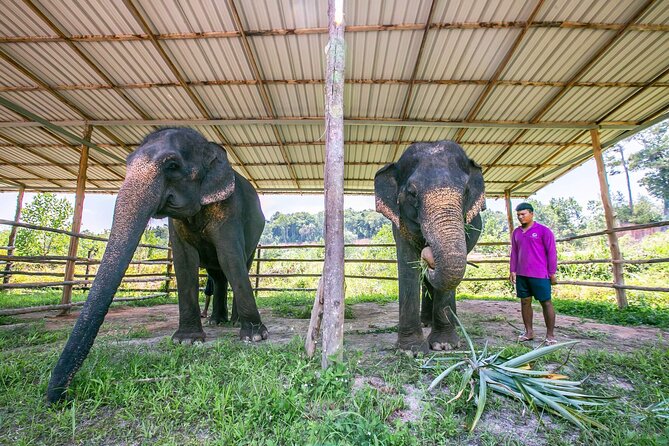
[540,300,556,341]
[201,294,211,318]
[520,297,534,339]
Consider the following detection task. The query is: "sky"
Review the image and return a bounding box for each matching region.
[0,142,650,233]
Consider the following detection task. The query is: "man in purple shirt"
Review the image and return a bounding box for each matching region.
[509,202,558,345]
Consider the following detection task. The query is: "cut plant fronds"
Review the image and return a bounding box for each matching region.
[421,309,614,431]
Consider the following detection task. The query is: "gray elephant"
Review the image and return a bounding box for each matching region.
[374,140,485,352]
[47,128,266,403]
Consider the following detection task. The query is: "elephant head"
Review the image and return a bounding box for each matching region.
[47,128,236,403]
[375,141,486,291]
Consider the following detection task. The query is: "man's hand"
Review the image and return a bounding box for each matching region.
[509,272,516,284]
[550,274,557,285]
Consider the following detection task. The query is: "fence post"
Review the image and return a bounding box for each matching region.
[61,125,92,314]
[591,129,628,309]
[321,0,346,369]
[164,244,173,296]
[254,246,262,299]
[3,186,25,284]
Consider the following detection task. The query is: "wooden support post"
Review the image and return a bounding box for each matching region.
[504,189,515,243]
[320,0,346,369]
[83,247,96,291]
[3,185,25,284]
[591,129,628,309]
[60,126,92,312]
[254,246,262,298]
[305,277,325,358]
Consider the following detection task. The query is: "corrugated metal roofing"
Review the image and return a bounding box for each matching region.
[0,0,667,198]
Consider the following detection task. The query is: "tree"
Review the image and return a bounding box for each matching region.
[631,121,669,218]
[15,193,73,257]
[604,143,634,214]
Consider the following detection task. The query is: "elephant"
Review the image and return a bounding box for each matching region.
[374,140,486,352]
[47,128,266,403]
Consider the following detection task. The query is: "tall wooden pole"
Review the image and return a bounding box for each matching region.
[3,185,25,284]
[321,0,346,368]
[61,125,92,311]
[504,189,515,242]
[591,129,628,309]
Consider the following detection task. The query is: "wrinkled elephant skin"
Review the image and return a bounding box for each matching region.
[374,141,485,352]
[47,128,266,403]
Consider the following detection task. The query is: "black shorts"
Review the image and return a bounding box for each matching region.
[516,275,552,302]
[204,277,214,295]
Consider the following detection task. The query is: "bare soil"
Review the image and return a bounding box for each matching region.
[30,299,668,354]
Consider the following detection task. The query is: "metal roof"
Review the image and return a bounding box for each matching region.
[0,0,668,198]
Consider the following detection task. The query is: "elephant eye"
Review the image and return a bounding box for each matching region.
[165,160,180,171]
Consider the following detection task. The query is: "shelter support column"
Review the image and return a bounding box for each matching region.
[3,185,25,284]
[504,189,514,243]
[60,126,92,312]
[591,129,628,309]
[321,0,346,368]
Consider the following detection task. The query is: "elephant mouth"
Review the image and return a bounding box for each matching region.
[421,245,435,270]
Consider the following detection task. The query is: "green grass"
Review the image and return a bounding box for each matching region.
[0,317,667,445]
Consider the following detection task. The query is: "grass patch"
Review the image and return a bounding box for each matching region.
[0,301,667,445]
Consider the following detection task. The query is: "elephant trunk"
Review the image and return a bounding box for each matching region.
[47,160,162,403]
[420,188,468,291]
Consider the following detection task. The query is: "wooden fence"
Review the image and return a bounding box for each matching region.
[0,219,667,316]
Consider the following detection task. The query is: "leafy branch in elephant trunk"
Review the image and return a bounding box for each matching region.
[421,309,614,432]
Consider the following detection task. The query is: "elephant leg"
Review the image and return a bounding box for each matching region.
[394,227,426,352]
[206,269,228,325]
[231,253,255,324]
[421,279,434,327]
[169,221,205,343]
[217,243,268,342]
[428,288,460,350]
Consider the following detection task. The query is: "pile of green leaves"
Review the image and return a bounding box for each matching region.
[422,311,614,431]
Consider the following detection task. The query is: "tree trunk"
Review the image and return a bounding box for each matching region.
[321,0,346,369]
[616,145,634,214]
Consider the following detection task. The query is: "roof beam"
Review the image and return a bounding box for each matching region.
[0,118,638,130]
[121,0,259,188]
[3,79,667,92]
[390,0,437,161]
[483,0,656,175]
[0,48,129,182]
[453,0,545,142]
[0,131,99,188]
[227,0,299,189]
[1,21,665,43]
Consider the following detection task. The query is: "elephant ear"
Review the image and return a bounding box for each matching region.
[464,158,486,224]
[374,163,400,227]
[201,143,236,205]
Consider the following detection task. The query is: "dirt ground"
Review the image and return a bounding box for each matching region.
[31,299,668,354]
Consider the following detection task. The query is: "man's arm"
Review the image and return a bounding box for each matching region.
[509,229,517,283]
[545,228,558,284]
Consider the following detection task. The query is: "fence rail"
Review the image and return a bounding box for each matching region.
[1,218,667,316]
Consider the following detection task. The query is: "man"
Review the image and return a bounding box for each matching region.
[509,202,558,345]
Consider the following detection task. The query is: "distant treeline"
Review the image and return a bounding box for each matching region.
[260,209,388,244]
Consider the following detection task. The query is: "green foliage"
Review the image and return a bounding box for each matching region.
[631,121,669,217]
[613,192,663,224]
[15,193,73,257]
[260,209,389,244]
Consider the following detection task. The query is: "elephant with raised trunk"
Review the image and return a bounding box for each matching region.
[47,128,266,403]
[375,140,486,352]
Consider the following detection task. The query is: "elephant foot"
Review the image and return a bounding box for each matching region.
[239,322,269,342]
[171,329,206,344]
[427,330,460,351]
[396,331,428,354]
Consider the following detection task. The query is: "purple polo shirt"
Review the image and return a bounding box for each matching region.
[510,222,557,279]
